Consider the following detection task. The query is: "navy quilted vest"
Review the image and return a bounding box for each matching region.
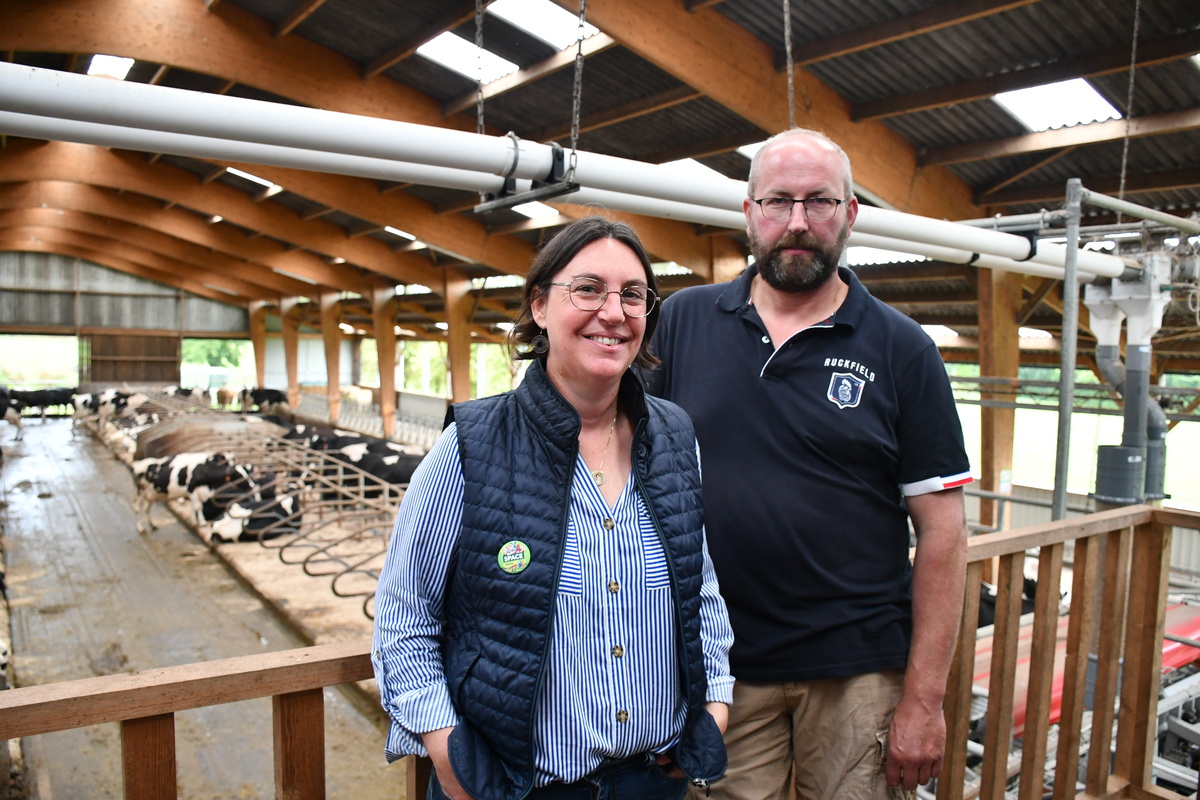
[442,360,725,800]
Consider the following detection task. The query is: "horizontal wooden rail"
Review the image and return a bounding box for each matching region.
[0,638,373,740]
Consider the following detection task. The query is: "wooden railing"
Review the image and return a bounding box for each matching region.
[1,505,1197,799]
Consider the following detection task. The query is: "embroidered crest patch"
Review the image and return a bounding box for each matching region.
[827,372,866,409]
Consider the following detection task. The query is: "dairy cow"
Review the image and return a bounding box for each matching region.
[131,451,239,534]
[209,494,302,543]
[239,387,289,413]
[11,387,76,420]
[2,398,24,441]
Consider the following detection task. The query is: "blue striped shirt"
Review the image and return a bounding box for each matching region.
[372,423,734,786]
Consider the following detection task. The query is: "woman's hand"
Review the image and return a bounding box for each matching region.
[422,727,473,800]
[706,701,729,735]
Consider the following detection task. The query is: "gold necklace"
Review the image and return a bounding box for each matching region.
[590,415,618,486]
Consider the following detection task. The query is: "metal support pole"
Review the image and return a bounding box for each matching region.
[1052,179,1082,520]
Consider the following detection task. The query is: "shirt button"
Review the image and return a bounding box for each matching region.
[761,335,770,344]
[608,580,620,593]
[617,710,629,723]
[612,645,625,658]
[603,518,615,530]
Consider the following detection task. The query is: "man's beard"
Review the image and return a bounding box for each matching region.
[751,225,849,293]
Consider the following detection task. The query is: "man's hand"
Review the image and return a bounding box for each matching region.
[422,727,473,800]
[884,692,945,790]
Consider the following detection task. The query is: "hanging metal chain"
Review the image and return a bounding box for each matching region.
[1116,0,1142,221]
[566,0,587,182]
[475,0,486,136]
[783,0,796,129]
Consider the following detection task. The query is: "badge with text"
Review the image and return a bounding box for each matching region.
[497,540,532,574]
[827,372,866,409]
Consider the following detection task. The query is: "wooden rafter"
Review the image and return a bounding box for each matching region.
[854,29,1200,122]
[978,148,1078,199]
[1017,278,1059,326]
[443,34,617,116]
[790,0,1041,69]
[275,0,327,39]
[642,130,766,165]
[528,85,701,143]
[920,108,1200,166]
[362,0,484,80]
[984,167,1200,206]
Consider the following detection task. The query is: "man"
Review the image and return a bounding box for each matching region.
[646,128,972,800]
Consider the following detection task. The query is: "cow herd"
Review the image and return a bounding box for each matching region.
[2,383,426,553]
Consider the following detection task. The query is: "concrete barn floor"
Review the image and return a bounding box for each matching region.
[0,418,404,800]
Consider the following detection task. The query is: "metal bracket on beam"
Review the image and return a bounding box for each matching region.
[473,140,580,214]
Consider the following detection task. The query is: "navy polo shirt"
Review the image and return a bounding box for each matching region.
[646,265,971,682]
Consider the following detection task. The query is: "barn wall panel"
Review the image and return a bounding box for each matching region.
[86,333,180,384]
[183,296,249,334]
[0,251,78,291]
[0,290,75,327]
[78,264,176,296]
[263,337,352,388]
[80,295,179,330]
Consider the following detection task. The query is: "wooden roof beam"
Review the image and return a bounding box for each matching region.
[920,108,1200,166]
[981,166,1200,206]
[444,34,617,116]
[790,0,1041,69]
[551,0,979,219]
[529,85,701,143]
[275,0,327,39]
[363,1,485,80]
[857,29,1200,122]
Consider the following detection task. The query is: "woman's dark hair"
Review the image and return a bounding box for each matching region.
[508,215,661,370]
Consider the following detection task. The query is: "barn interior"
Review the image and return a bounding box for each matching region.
[2,0,1200,798]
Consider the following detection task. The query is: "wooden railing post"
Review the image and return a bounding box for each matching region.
[408,756,432,800]
[939,561,982,800]
[1115,516,1172,789]
[1016,541,1064,800]
[981,551,1026,800]
[274,688,325,800]
[121,713,177,800]
[1085,526,1133,794]
[1052,533,1099,800]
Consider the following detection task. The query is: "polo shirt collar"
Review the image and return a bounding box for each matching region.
[716,263,871,331]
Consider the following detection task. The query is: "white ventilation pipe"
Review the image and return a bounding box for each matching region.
[0,62,1139,279]
[848,232,1099,282]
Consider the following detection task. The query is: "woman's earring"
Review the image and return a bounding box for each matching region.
[531,329,549,354]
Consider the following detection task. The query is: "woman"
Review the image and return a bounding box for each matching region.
[372,216,733,800]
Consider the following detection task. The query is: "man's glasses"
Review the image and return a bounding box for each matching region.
[550,277,658,318]
[752,196,849,222]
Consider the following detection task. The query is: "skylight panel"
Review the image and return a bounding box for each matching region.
[488,0,598,50]
[417,32,519,84]
[512,201,559,218]
[922,325,959,338]
[227,167,274,187]
[846,246,927,266]
[1019,327,1054,339]
[659,158,728,181]
[88,55,134,80]
[994,78,1120,132]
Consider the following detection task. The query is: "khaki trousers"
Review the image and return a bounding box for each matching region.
[699,670,914,800]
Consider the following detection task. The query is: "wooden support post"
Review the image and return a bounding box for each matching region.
[373,289,399,438]
[320,291,342,424]
[443,268,473,404]
[248,300,270,390]
[280,298,302,409]
[274,688,325,800]
[1115,517,1172,788]
[977,269,1022,582]
[122,713,177,800]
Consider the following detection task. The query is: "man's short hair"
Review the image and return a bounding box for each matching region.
[747,128,854,199]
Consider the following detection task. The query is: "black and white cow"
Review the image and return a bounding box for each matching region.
[239,387,289,413]
[2,398,24,441]
[209,494,302,543]
[75,390,149,431]
[11,387,76,420]
[163,385,212,406]
[131,451,239,534]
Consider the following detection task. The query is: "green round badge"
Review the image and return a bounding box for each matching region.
[497,540,532,574]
